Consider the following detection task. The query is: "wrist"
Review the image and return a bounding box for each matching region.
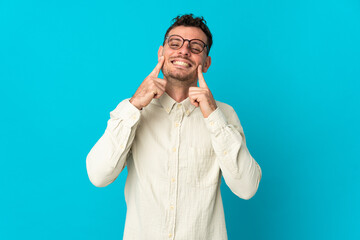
[129,97,143,110]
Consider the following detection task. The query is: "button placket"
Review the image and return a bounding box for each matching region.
[167,105,184,239]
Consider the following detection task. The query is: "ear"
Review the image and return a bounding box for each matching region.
[158,46,164,59]
[202,56,211,73]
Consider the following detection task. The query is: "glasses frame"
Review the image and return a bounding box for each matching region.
[165,34,208,54]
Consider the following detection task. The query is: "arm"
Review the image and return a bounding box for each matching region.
[86,56,166,187]
[189,65,261,199]
[86,100,140,187]
[204,107,261,199]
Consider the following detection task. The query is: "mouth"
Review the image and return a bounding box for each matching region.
[171,59,192,68]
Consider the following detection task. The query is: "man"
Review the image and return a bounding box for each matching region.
[86,14,261,240]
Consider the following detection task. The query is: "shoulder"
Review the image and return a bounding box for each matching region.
[214,100,243,131]
[215,100,236,116]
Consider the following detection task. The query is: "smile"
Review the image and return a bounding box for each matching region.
[171,60,191,68]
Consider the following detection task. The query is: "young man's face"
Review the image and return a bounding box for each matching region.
[158,26,211,84]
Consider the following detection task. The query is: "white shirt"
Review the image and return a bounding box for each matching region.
[86,92,261,240]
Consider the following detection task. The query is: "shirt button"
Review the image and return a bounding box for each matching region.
[168,233,172,238]
[175,122,179,127]
[172,147,177,152]
[120,144,124,149]
[223,150,228,155]
[186,110,190,115]
[170,205,174,210]
[132,115,137,120]
[210,121,214,126]
[171,178,175,182]
[177,104,182,109]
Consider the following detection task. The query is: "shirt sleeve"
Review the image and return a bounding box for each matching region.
[86,99,141,187]
[204,107,262,200]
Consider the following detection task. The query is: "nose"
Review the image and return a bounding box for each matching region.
[178,40,191,56]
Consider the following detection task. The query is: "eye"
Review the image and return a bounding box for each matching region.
[190,42,203,53]
[170,42,180,47]
[191,48,201,53]
[169,39,182,48]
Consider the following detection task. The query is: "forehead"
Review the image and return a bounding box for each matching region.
[168,26,207,43]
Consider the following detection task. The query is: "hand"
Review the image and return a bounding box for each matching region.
[130,56,166,110]
[189,65,217,118]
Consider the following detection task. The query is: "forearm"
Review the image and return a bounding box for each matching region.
[217,135,261,200]
[205,107,261,199]
[86,99,140,187]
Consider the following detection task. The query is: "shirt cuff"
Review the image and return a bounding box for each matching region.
[110,99,141,128]
[204,107,228,133]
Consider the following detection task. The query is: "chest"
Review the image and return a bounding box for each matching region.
[129,107,215,181]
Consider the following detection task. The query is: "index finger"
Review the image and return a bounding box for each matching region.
[150,56,165,77]
[197,65,208,88]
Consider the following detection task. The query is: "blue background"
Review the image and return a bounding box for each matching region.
[1,0,359,239]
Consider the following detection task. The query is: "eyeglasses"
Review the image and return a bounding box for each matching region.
[166,35,208,54]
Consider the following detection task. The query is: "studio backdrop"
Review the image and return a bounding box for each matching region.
[1,0,359,239]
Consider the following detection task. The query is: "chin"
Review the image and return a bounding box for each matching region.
[164,67,196,82]
[169,73,192,82]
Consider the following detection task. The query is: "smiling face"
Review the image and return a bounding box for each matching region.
[158,26,211,84]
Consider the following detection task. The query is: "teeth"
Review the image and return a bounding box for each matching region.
[173,61,189,67]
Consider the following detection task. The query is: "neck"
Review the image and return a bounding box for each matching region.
[164,76,197,102]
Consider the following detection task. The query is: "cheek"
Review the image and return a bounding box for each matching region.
[163,47,175,56]
[164,59,171,67]
[163,60,172,73]
[163,55,172,65]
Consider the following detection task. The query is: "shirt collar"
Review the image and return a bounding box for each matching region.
[158,92,196,116]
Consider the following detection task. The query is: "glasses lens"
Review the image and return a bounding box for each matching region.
[168,36,183,49]
[190,41,205,54]
[167,35,206,54]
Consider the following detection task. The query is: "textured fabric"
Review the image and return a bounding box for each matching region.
[86,92,261,240]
